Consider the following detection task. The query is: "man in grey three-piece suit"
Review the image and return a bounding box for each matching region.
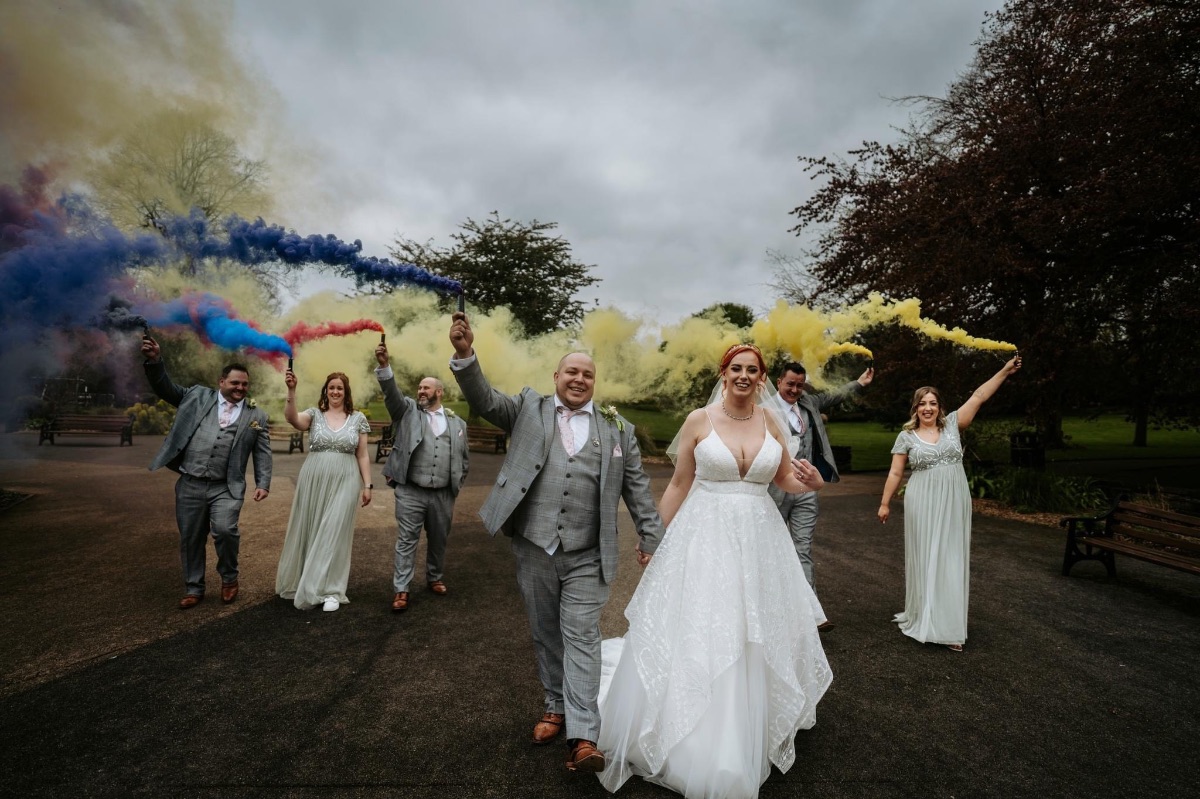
[374,343,469,613]
[448,311,664,774]
[768,361,872,631]
[141,336,272,609]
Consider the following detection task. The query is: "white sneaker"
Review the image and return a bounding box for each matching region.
[322,596,340,612]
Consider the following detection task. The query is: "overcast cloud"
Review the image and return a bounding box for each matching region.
[231,0,1001,323]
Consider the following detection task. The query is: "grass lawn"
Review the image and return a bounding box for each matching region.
[831,415,1200,472]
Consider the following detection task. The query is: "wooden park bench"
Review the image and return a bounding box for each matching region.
[467,424,507,454]
[39,413,134,446]
[1061,500,1200,578]
[268,426,305,454]
[371,420,395,463]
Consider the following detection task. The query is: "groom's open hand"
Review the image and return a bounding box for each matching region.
[450,311,474,358]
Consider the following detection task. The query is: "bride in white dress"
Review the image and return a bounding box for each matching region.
[598,344,832,799]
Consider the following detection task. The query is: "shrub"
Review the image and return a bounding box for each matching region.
[126,400,177,435]
[966,463,1108,514]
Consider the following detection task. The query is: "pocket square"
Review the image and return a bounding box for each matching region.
[612,444,623,457]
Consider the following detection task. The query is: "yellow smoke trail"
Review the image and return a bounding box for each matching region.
[851,293,1017,352]
[0,1,293,198]
[136,268,1014,415]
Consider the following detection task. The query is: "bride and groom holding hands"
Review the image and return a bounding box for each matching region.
[448,312,832,798]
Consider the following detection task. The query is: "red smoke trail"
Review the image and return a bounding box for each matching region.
[282,319,385,348]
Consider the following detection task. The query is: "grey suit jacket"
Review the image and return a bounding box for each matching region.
[453,357,664,583]
[377,371,469,496]
[145,360,273,501]
[781,380,865,486]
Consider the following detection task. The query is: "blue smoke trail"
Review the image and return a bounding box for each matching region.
[141,293,293,356]
[1,187,166,349]
[160,211,464,295]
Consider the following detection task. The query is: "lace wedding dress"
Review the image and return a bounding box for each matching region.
[597,417,832,799]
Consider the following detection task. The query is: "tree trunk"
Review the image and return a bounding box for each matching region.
[1040,412,1065,449]
[1133,401,1149,447]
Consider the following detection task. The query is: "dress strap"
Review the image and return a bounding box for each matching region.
[702,406,716,433]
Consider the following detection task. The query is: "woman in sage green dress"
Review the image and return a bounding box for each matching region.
[877,356,1021,651]
[276,370,373,611]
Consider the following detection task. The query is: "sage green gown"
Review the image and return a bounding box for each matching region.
[890,410,972,646]
[276,409,370,610]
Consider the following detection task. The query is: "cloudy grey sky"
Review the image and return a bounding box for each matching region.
[231,0,1001,323]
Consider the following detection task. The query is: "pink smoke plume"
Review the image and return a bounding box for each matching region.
[282,319,385,349]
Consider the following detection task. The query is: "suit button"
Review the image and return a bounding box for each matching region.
[558,525,564,531]
[535,464,541,470]
[563,491,569,496]
[560,508,567,513]
[568,457,575,463]
[565,473,571,478]
[520,487,526,493]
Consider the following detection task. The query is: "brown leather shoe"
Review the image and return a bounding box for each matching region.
[817,620,835,633]
[179,594,204,610]
[532,712,564,745]
[428,580,448,595]
[221,581,239,604]
[565,739,605,772]
[391,592,409,612]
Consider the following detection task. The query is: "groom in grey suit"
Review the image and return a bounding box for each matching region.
[374,343,469,613]
[141,336,272,609]
[448,312,663,773]
[768,361,872,631]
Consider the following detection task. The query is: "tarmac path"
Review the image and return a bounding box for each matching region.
[1,432,1197,798]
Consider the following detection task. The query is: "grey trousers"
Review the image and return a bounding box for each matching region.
[393,483,455,592]
[776,490,819,588]
[174,475,243,595]
[511,535,610,743]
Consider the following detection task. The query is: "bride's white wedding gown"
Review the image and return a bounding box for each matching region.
[597,420,833,799]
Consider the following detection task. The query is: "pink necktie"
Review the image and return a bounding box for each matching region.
[219,401,234,428]
[557,407,577,454]
[792,406,806,435]
[425,410,438,434]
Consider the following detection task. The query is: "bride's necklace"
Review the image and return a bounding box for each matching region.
[721,400,754,421]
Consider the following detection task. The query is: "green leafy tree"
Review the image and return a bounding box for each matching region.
[783,0,1200,446]
[390,212,600,336]
[90,111,298,294]
[692,302,756,329]
[91,110,269,233]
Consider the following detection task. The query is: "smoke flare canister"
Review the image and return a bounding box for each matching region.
[287,357,293,372]
[457,291,465,314]
[380,332,386,345]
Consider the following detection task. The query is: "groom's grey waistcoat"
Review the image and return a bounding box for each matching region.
[145,360,272,501]
[514,415,602,551]
[407,426,452,489]
[452,357,663,583]
[179,416,239,480]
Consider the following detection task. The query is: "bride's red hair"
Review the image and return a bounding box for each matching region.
[719,343,767,374]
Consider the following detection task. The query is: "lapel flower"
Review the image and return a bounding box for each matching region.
[246,398,258,409]
[444,408,457,418]
[597,404,625,432]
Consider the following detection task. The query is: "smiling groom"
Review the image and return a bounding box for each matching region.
[448,311,664,773]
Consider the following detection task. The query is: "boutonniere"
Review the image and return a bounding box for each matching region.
[246,398,258,409]
[597,404,624,432]
[444,408,457,418]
